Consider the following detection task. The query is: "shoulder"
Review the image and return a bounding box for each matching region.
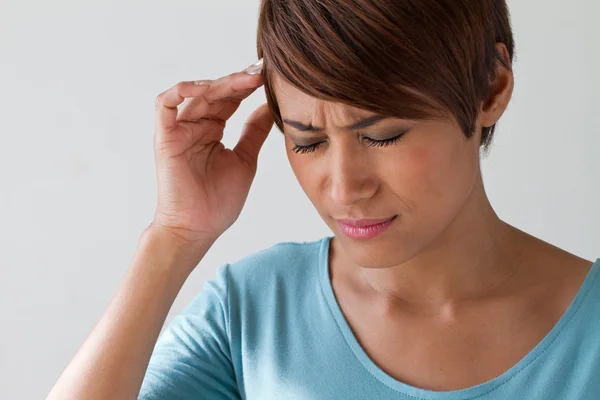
[203,236,331,333]
[176,236,331,329]
[222,235,330,290]
[186,235,330,312]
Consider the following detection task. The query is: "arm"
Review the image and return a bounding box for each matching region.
[47,61,270,400]
[46,224,214,400]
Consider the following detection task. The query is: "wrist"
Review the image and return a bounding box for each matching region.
[138,223,216,277]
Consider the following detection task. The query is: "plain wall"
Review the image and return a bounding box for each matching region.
[1,0,598,398]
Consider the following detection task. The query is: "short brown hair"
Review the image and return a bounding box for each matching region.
[256,0,515,155]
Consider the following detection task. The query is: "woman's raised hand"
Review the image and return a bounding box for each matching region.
[151,60,273,245]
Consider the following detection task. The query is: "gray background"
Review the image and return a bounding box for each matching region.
[1,0,598,398]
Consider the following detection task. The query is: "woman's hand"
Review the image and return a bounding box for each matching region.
[151,60,274,245]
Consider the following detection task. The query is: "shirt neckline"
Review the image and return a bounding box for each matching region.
[318,235,600,400]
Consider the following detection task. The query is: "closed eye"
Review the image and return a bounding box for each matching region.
[290,132,407,154]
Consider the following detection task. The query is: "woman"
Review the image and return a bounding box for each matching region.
[48,0,599,399]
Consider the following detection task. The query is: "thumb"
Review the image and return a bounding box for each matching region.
[233,103,275,172]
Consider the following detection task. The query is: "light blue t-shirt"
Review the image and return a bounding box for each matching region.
[139,236,600,399]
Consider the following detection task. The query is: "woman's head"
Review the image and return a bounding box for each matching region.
[257,0,515,154]
[256,0,516,266]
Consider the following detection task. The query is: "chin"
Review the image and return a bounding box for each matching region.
[334,229,413,269]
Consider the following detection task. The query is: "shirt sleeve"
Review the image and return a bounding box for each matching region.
[138,263,240,400]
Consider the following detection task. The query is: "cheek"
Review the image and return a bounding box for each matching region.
[390,143,472,214]
[287,152,320,196]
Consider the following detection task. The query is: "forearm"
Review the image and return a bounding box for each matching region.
[47,226,215,400]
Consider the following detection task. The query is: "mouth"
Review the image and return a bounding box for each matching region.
[335,215,397,240]
[334,217,397,227]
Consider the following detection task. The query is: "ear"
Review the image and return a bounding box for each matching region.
[479,43,514,128]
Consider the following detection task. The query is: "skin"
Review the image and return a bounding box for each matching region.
[272,44,594,390]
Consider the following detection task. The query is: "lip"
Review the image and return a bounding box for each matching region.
[336,215,397,240]
[335,217,396,227]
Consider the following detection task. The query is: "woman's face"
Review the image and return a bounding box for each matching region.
[272,75,484,268]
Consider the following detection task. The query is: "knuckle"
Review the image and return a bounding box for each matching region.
[174,81,186,91]
[155,90,168,108]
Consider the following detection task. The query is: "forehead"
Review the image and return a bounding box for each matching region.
[271,73,370,121]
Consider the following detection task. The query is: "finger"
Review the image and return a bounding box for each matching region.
[233,103,275,172]
[203,72,263,104]
[178,72,264,123]
[177,85,260,123]
[155,81,212,134]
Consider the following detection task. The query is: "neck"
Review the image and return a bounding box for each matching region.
[336,169,528,315]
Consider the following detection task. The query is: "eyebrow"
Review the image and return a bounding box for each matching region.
[282,114,390,132]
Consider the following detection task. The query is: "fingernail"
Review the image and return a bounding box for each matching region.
[193,79,212,86]
[242,58,263,75]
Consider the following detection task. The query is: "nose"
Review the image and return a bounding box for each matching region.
[327,148,378,206]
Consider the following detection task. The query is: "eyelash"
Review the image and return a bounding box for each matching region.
[291,132,406,154]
